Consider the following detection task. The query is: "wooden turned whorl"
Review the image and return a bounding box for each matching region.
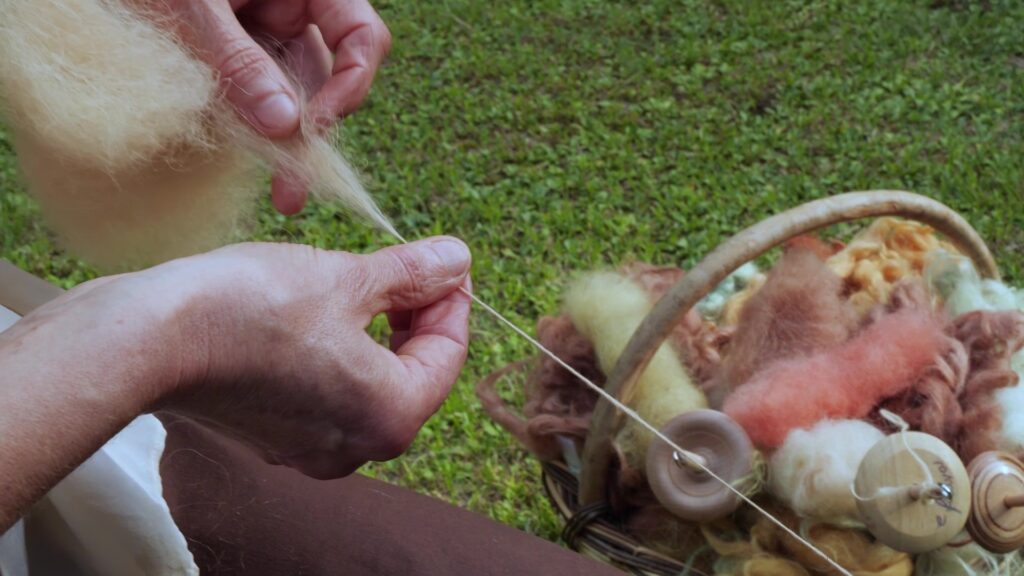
[645,409,754,522]
[967,451,1024,554]
[854,432,970,553]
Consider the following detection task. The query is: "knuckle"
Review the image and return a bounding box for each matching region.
[386,250,427,298]
[216,39,271,85]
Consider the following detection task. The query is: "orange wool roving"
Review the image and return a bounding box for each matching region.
[723,309,948,448]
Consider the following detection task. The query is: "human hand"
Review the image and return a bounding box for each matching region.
[0,238,469,527]
[147,238,471,479]
[150,0,391,215]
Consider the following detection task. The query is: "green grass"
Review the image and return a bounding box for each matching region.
[2,0,1023,545]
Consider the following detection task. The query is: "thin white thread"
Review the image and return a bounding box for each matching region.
[462,288,852,575]
[850,410,939,503]
[386,229,852,575]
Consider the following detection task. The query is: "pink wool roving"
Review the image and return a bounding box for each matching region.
[723,309,948,448]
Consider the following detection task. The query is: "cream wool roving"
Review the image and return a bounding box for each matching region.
[563,272,707,468]
[0,0,395,271]
[769,419,884,525]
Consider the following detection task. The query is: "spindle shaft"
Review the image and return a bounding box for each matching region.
[1003,493,1024,509]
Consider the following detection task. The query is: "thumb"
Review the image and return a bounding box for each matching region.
[355,237,472,315]
[199,2,300,138]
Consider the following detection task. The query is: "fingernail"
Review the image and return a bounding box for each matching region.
[253,92,299,133]
[428,238,471,276]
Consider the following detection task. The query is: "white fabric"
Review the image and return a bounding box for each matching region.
[0,304,198,576]
[0,521,26,576]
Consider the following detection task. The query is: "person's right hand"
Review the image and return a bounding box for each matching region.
[39,237,472,479]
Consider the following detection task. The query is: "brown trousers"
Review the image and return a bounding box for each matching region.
[158,414,622,575]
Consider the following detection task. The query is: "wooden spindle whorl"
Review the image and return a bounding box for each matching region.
[645,409,755,522]
[967,451,1024,554]
[854,432,970,553]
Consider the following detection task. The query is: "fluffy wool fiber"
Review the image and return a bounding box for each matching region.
[696,262,761,321]
[0,0,394,270]
[621,262,733,387]
[925,252,1024,457]
[563,271,707,468]
[914,543,1015,576]
[624,505,711,568]
[475,314,601,462]
[706,247,856,408]
[865,281,969,446]
[768,420,884,525]
[720,273,768,326]
[926,250,1023,317]
[827,218,957,318]
[724,309,947,448]
[705,505,912,576]
[952,310,1024,463]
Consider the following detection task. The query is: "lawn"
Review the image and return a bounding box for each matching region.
[2,0,1023,546]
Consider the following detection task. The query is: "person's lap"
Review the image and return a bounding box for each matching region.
[158,414,621,575]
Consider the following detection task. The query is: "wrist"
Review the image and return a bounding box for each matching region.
[0,274,191,528]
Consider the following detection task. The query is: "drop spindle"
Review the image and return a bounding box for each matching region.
[645,409,757,522]
[966,451,1024,554]
[854,431,970,553]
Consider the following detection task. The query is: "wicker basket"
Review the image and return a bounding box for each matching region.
[478,191,1003,575]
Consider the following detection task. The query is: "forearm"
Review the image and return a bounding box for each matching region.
[0,287,177,531]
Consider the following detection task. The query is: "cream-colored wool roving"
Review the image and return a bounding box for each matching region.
[564,272,707,469]
[0,0,395,270]
[769,419,884,525]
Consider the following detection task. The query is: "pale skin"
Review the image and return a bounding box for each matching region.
[144,0,393,215]
[0,238,472,532]
[0,0,465,534]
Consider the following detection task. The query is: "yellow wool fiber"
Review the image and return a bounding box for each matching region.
[706,507,912,576]
[563,272,707,468]
[826,218,958,316]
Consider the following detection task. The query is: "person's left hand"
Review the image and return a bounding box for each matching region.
[151,0,392,215]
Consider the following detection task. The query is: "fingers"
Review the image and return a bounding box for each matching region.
[352,237,471,317]
[196,1,300,137]
[268,26,331,214]
[387,309,413,351]
[307,0,392,125]
[283,26,333,97]
[270,172,308,215]
[393,276,472,407]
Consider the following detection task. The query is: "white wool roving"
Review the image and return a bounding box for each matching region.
[564,272,707,468]
[926,250,1022,317]
[769,419,884,524]
[0,0,395,270]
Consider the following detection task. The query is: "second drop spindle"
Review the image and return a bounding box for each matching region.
[854,431,970,553]
[967,451,1024,553]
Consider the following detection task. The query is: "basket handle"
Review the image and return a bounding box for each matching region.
[578,190,999,504]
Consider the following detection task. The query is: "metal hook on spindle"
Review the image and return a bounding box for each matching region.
[854,431,971,553]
